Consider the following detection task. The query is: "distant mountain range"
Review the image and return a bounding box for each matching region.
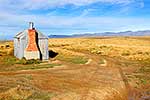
[49,30,150,38]
[1,30,150,40]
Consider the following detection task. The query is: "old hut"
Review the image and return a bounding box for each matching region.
[14,22,49,60]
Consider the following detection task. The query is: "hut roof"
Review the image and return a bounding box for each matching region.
[14,29,48,39]
[14,30,27,38]
[36,30,49,39]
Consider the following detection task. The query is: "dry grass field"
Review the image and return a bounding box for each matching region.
[49,36,150,61]
[0,36,150,100]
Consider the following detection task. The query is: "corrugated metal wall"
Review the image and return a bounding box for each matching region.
[14,30,49,60]
[14,38,18,57]
[38,39,49,60]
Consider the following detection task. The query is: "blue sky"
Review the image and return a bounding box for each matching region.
[0,0,150,39]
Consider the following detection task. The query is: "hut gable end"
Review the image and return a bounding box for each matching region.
[14,22,49,60]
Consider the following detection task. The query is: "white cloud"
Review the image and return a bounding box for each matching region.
[0,0,147,36]
[0,0,136,10]
[0,10,149,32]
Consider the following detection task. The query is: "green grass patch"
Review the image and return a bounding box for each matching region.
[139,67,150,73]
[56,54,88,64]
[26,91,55,100]
[0,55,61,72]
[16,58,42,65]
[2,56,18,65]
[134,59,150,85]
[15,64,61,71]
[99,58,105,64]
[1,56,42,66]
[23,75,33,80]
[0,63,61,72]
[121,51,130,56]
[140,79,148,85]
[137,59,150,73]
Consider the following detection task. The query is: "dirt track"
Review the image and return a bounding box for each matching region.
[0,52,129,100]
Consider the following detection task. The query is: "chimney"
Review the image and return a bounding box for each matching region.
[29,22,34,29]
[24,22,40,60]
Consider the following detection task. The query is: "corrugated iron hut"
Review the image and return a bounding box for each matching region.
[14,22,49,60]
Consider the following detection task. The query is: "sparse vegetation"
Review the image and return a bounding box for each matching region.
[0,84,54,100]
[0,37,150,99]
[49,37,150,61]
[26,91,54,100]
[16,58,42,65]
[1,56,42,66]
[0,63,61,72]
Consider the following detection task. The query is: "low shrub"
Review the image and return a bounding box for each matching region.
[5,44,10,48]
[16,58,41,65]
[99,58,105,64]
[3,56,18,65]
[91,49,103,54]
[137,51,143,54]
[121,51,130,56]
[16,57,27,65]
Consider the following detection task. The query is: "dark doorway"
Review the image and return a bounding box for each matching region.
[49,50,58,58]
